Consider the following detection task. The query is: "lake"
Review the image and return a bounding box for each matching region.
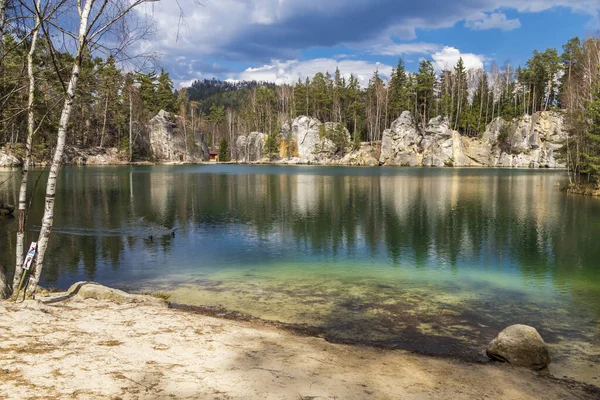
[0,165,599,385]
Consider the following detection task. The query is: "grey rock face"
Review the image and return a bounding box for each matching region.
[340,143,379,166]
[285,116,351,164]
[0,149,21,167]
[380,111,422,166]
[62,146,125,166]
[146,110,209,162]
[380,111,566,168]
[486,324,551,370]
[236,132,268,162]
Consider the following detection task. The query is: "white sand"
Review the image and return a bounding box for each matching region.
[0,293,596,400]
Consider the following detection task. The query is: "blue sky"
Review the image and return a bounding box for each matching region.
[138,1,599,87]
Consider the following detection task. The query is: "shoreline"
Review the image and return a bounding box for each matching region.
[565,182,600,197]
[1,160,570,170]
[0,284,598,399]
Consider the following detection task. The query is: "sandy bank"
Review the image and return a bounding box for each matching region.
[0,291,596,400]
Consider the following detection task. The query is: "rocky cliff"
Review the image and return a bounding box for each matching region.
[380,111,566,168]
[62,146,126,166]
[236,132,268,163]
[142,110,210,163]
[236,116,378,166]
[0,148,21,167]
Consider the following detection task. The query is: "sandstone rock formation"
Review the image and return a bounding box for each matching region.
[236,132,268,162]
[486,324,551,370]
[287,116,352,164]
[143,110,210,163]
[340,143,379,166]
[380,111,422,166]
[236,116,355,164]
[380,111,566,168]
[57,110,211,165]
[62,146,126,166]
[233,111,566,168]
[0,149,21,167]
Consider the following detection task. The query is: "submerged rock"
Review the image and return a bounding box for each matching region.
[67,282,167,307]
[486,324,551,370]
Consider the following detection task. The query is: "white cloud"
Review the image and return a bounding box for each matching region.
[431,47,485,71]
[236,59,393,87]
[131,0,600,83]
[465,13,521,31]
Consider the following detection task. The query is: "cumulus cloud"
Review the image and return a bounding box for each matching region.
[132,0,600,82]
[431,47,485,71]
[465,13,521,31]
[236,59,393,87]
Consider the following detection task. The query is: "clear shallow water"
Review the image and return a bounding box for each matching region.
[1,165,599,384]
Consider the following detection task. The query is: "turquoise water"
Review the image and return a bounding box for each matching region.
[0,165,599,384]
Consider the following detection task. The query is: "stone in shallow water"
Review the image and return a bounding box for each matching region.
[486,324,551,370]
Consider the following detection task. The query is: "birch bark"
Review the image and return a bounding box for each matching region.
[13,0,43,294]
[28,0,94,295]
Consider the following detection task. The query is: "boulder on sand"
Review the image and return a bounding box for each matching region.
[67,282,167,307]
[486,324,551,370]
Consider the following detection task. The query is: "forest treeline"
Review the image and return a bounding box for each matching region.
[1,7,600,182]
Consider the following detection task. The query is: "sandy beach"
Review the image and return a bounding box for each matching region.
[0,285,597,400]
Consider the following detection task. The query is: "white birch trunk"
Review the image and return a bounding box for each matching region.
[28,1,94,295]
[12,0,42,296]
[0,0,8,298]
[129,93,133,162]
[0,0,7,146]
[0,0,7,58]
[100,93,109,147]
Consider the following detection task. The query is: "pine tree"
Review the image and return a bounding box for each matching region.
[388,58,410,121]
[138,72,157,116]
[472,71,489,133]
[332,67,345,123]
[218,137,230,162]
[346,74,362,142]
[98,56,123,147]
[156,69,175,112]
[416,60,435,129]
[293,78,308,117]
[453,57,467,131]
[583,86,600,181]
[311,72,331,120]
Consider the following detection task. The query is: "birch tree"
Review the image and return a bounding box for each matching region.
[26,0,164,295]
[12,0,43,295]
[0,1,7,57]
[0,0,9,299]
